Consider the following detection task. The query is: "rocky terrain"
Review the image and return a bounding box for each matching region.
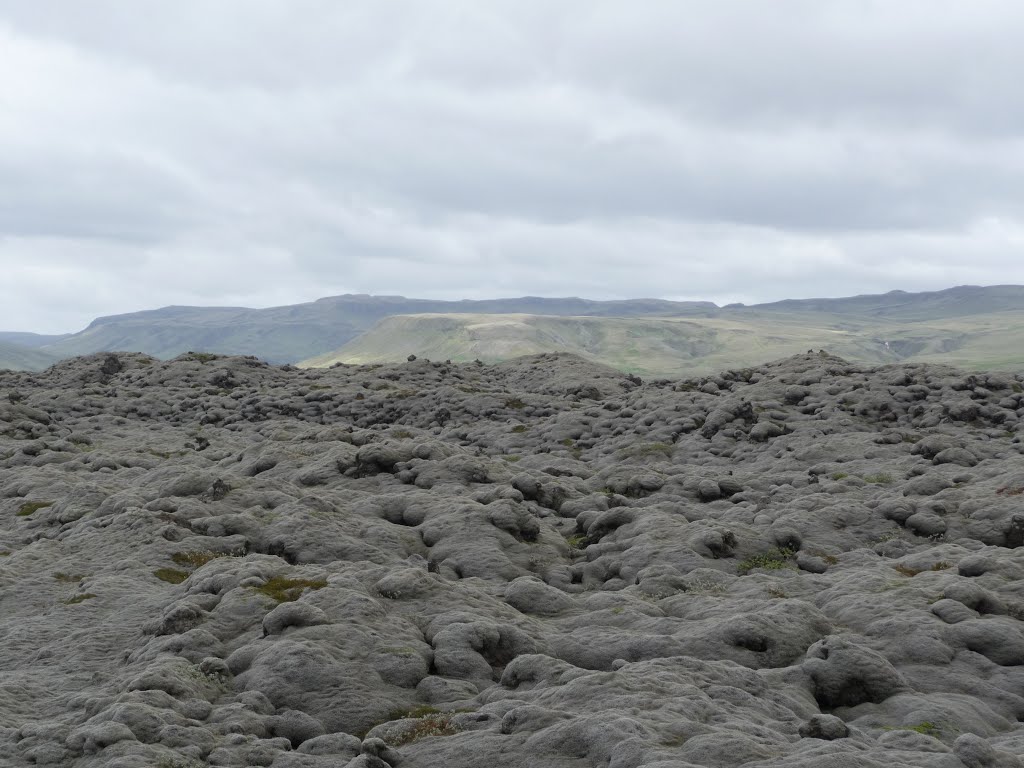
[2,350,1024,768]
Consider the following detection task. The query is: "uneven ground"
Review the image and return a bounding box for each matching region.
[2,350,1024,768]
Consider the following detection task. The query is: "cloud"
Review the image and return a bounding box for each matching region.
[1,1,1023,333]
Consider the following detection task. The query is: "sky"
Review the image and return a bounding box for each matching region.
[2,1,1023,333]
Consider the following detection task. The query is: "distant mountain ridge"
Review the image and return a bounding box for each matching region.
[0,331,72,348]
[1,285,1023,373]
[744,284,1024,320]
[27,295,720,366]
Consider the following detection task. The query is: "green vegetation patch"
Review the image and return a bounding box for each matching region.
[565,533,588,550]
[863,473,894,484]
[154,568,189,584]
[253,576,328,603]
[16,500,53,517]
[64,593,97,605]
[883,721,941,738]
[738,547,796,574]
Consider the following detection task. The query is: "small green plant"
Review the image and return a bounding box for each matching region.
[186,352,219,363]
[503,455,521,462]
[16,500,53,517]
[737,547,796,574]
[510,425,528,433]
[864,473,894,484]
[64,593,97,605]
[154,568,189,584]
[884,721,941,738]
[829,472,849,481]
[565,533,588,550]
[253,576,328,603]
[391,429,414,439]
[505,398,526,409]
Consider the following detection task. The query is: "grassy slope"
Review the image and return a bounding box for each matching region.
[38,296,718,364]
[301,309,1024,376]
[19,285,1024,375]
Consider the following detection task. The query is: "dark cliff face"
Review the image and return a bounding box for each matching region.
[2,350,1024,767]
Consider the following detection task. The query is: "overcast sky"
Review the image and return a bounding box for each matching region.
[2,1,1023,333]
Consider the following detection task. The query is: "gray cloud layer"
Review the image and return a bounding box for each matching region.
[1,1,1023,332]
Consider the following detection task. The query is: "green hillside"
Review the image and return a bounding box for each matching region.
[301,308,1024,377]
[5,284,1024,375]
[37,295,717,364]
